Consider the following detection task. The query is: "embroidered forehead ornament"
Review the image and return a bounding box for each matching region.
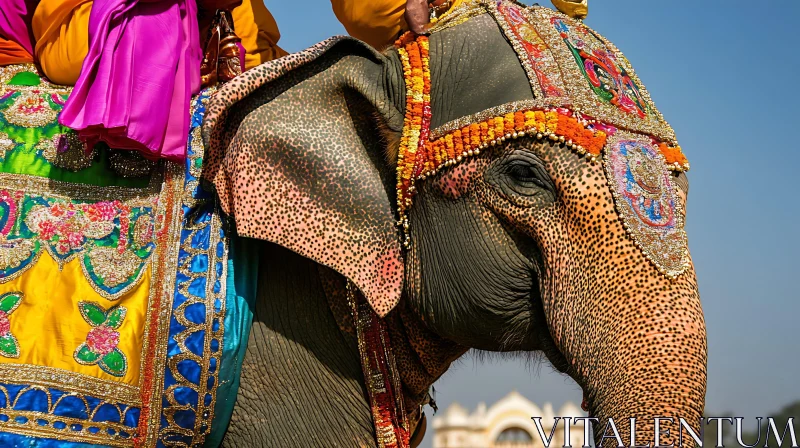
[395,0,690,278]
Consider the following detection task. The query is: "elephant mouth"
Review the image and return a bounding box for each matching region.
[545,343,595,417]
[526,283,595,416]
[544,345,593,416]
[527,286,594,416]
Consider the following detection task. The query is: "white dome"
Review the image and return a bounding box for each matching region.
[433,402,471,429]
[432,392,586,448]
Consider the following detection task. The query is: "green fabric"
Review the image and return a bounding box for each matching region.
[0,147,149,188]
[8,71,40,86]
[0,70,149,188]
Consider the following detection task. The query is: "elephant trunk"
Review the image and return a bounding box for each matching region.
[589,332,707,447]
[557,267,708,447]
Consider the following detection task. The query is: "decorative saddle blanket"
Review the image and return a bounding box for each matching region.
[0,65,252,447]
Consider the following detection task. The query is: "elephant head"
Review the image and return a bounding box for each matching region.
[202,2,706,445]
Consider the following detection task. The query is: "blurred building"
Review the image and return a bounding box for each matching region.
[431,391,586,448]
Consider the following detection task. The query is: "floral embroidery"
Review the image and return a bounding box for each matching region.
[0,192,158,299]
[0,66,91,172]
[26,202,118,259]
[2,90,58,128]
[0,292,23,358]
[0,65,197,447]
[74,301,128,377]
[496,2,565,97]
[87,325,120,355]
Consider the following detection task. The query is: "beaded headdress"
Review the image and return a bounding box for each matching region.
[395,0,690,278]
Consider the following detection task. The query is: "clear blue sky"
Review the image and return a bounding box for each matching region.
[267,0,799,444]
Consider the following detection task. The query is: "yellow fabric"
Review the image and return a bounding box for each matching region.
[0,253,149,386]
[27,0,465,85]
[331,0,407,50]
[233,0,288,69]
[551,0,588,19]
[32,0,92,86]
[332,0,464,50]
[32,0,283,85]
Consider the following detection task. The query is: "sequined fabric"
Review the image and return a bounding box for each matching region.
[0,67,246,447]
[398,0,690,276]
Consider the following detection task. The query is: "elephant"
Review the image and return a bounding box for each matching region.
[200,3,707,447]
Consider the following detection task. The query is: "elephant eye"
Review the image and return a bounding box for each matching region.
[485,153,556,204]
[507,163,547,189]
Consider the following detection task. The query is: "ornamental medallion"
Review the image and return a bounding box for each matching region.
[603,133,689,277]
[552,17,650,118]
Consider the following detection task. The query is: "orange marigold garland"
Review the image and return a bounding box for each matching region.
[395,33,431,247]
[394,33,688,248]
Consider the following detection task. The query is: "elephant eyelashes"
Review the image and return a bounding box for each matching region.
[487,151,556,204]
[508,163,547,188]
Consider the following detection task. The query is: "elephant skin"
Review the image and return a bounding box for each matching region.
[202,11,707,448]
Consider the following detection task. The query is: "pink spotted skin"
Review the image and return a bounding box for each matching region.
[203,38,405,317]
[433,159,480,200]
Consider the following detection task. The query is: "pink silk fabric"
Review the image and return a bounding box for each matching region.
[0,0,37,56]
[59,0,202,161]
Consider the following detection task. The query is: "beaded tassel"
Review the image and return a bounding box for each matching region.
[348,282,410,448]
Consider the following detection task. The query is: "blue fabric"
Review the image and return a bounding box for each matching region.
[5,386,134,424]
[158,89,229,445]
[0,383,139,445]
[0,88,251,447]
[205,235,259,447]
[158,88,258,447]
[0,433,104,448]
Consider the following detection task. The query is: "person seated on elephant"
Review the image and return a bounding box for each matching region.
[0,0,285,84]
[332,0,461,49]
[0,0,458,83]
[0,0,284,161]
[0,0,454,83]
[0,0,452,161]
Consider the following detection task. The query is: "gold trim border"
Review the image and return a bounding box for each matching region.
[158,90,228,446]
[0,409,135,447]
[428,1,678,146]
[137,160,188,446]
[0,171,163,204]
[0,364,140,405]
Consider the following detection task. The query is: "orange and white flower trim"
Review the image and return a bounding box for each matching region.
[394,33,688,247]
[395,32,432,247]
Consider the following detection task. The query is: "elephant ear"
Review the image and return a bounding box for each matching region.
[202,37,405,316]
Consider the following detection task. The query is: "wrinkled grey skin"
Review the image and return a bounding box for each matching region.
[216,14,706,448]
[223,242,377,447]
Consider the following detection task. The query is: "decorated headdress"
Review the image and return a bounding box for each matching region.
[395,0,690,279]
